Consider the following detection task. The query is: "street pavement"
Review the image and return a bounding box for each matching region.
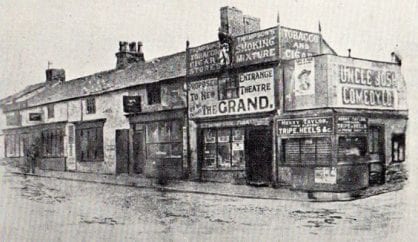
[1,163,418,242]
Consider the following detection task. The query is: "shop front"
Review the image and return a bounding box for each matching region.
[276,114,370,192]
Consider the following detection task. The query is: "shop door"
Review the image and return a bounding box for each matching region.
[132,131,145,174]
[246,127,272,185]
[115,129,129,174]
[368,125,385,185]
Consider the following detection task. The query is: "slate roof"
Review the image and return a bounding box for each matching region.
[27,51,186,107]
[0,82,45,106]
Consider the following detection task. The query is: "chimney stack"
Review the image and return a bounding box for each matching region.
[116,41,145,69]
[220,6,260,37]
[46,68,65,84]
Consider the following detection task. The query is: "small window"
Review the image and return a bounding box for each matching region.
[392,134,405,162]
[147,84,161,105]
[219,76,239,100]
[86,98,96,114]
[338,136,367,162]
[47,104,54,118]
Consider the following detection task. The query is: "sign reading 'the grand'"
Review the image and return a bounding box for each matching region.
[188,68,275,118]
[234,27,279,66]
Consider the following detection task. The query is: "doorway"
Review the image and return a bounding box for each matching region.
[368,125,385,185]
[132,131,145,174]
[246,127,272,185]
[115,129,129,174]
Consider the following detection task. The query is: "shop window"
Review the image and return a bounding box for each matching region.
[41,129,64,157]
[47,104,55,118]
[145,120,183,160]
[392,134,405,162]
[219,76,239,100]
[76,123,104,162]
[5,134,20,158]
[282,137,332,165]
[86,97,96,114]
[147,83,161,105]
[338,136,367,162]
[202,128,245,169]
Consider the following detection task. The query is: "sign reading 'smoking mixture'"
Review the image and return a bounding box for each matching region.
[188,68,275,118]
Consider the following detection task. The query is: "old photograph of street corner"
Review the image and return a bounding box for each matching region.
[1,0,417,241]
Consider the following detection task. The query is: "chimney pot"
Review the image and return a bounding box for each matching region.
[348,49,351,57]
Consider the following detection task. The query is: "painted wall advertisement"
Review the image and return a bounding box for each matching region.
[280,27,321,60]
[234,27,279,66]
[293,57,315,96]
[314,167,337,184]
[277,117,333,136]
[337,116,368,133]
[187,42,221,76]
[335,62,399,109]
[188,68,275,118]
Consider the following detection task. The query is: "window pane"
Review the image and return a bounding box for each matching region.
[171,143,182,158]
[217,129,230,143]
[146,123,159,143]
[204,143,216,168]
[218,78,227,100]
[218,143,231,167]
[301,138,316,165]
[159,122,170,142]
[171,120,182,141]
[232,142,245,167]
[338,136,367,162]
[232,128,244,141]
[147,143,170,159]
[316,138,332,165]
[284,139,300,164]
[204,129,216,143]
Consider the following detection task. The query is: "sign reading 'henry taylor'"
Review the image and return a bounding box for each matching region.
[188,68,275,118]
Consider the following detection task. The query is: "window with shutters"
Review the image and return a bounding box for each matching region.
[282,137,332,165]
[75,121,104,162]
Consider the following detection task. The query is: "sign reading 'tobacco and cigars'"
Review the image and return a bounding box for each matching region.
[280,27,321,60]
[188,68,274,118]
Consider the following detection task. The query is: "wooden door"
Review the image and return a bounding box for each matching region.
[115,129,130,174]
[246,127,272,185]
[132,131,145,174]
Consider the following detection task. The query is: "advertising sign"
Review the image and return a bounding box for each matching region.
[335,62,399,109]
[234,27,279,66]
[29,113,42,121]
[188,68,275,118]
[277,117,333,136]
[187,41,222,76]
[314,167,337,184]
[280,27,321,60]
[123,96,141,113]
[337,116,368,133]
[293,57,315,96]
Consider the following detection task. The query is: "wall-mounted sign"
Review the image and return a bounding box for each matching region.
[123,96,141,113]
[314,167,337,184]
[187,41,221,76]
[29,113,42,121]
[277,117,333,136]
[280,27,320,60]
[234,27,279,66]
[293,57,315,96]
[337,116,368,133]
[188,68,275,118]
[336,63,398,109]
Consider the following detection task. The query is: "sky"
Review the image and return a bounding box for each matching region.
[1,0,417,101]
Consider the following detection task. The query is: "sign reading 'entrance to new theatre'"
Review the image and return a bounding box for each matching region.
[234,27,278,66]
[188,68,274,118]
[277,117,333,135]
[337,116,368,133]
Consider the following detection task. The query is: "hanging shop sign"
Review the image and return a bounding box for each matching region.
[314,167,337,184]
[337,116,368,133]
[188,68,275,118]
[280,27,321,60]
[123,96,142,113]
[234,27,279,66]
[277,117,333,136]
[187,41,222,76]
[29,113,42,121]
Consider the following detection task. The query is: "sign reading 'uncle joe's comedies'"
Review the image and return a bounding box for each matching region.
[188,68,275,118]
[234,27,279,66]
[277,117,333,136]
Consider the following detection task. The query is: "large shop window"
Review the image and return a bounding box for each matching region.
[5,134,20,158]
[282,137,332,165]
[145,120,182,160]
[392,134,405,162]
[203,128,245,169]
[338,136,367,162]
[41,129,64,157]
[76,123,104,162]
